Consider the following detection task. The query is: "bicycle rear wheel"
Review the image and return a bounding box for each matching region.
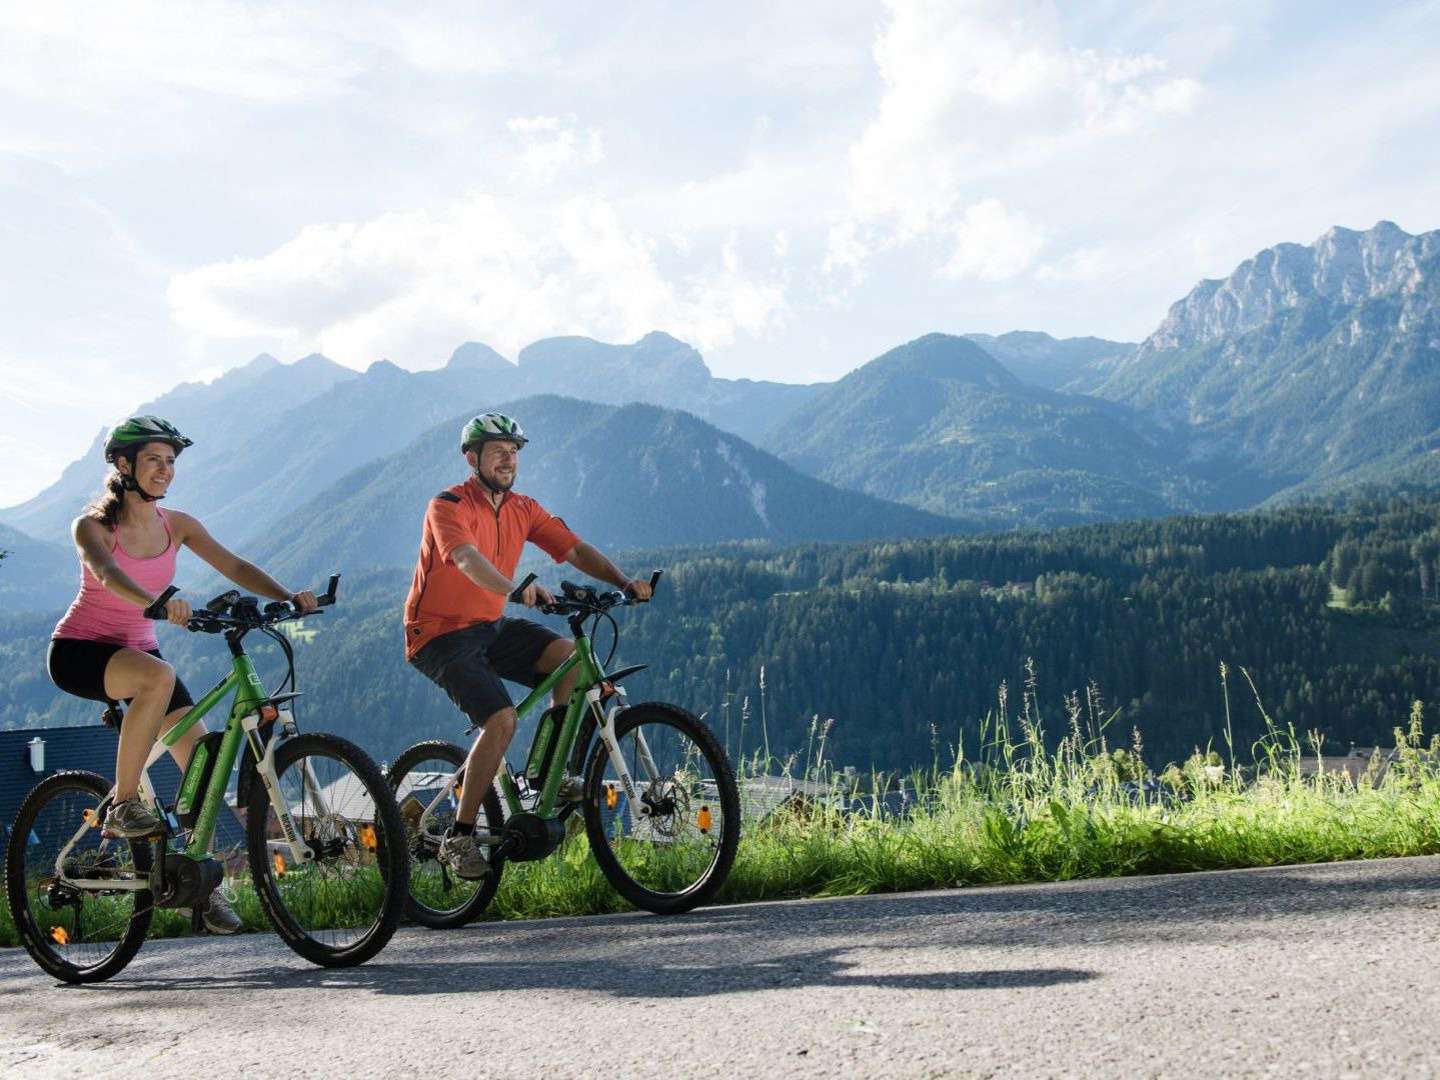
[245,733,407,967]
[582,702,740,914]
[387,739,505,929]
[5,770,154,983]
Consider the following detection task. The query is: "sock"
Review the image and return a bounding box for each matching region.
[451,820,476,837]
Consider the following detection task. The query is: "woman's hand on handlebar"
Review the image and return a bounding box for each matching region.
[289,589,319,615]
[163,595,192,627]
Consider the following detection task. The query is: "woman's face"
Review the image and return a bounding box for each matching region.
[119,441,177,498]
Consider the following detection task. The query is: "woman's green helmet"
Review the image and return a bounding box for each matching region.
[460,413,527,451]
[103,415,194,463]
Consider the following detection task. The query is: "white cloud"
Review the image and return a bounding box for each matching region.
[166,193,787,368]
[834,0,1203,275]
[505,115,605,180]
[944,199,1045,281]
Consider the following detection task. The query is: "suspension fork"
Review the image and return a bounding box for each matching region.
[591,686,664,828]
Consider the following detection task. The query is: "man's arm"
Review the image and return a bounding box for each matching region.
[564,542,652,600]
[453,544,555,606]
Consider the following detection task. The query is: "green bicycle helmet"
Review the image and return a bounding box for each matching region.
[103,415,193,463]
[460,413,527,451]
[103,416,192,502]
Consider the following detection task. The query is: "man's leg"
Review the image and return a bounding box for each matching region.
[456,706,516,827]
[537,639,578,707]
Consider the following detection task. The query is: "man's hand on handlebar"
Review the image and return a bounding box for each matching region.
[289,589,319,615]
[517,580,554,608]
[624,577,653,602]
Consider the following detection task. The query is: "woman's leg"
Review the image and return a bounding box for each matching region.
[164,708,206,771]
[102,649,176,800]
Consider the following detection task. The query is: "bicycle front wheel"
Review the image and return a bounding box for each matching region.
[582,702,740,914]
[245,733,407,967]
[4,770,154,984]
[387,739,505,929]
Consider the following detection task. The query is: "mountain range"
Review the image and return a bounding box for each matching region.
[3,219,1439,614]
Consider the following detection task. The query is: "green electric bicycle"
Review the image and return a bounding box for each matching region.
[388,571,741,928]
[5,576,409,983]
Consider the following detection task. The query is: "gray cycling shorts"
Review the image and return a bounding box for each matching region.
[409,618,561,726]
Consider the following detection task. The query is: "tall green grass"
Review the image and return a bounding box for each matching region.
[6,673,1440,949]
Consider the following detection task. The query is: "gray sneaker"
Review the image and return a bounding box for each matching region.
[438,832,491,881]
[199,888,243,935]
[102,798,164,838]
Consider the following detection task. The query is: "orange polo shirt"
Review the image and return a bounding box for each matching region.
[403,477,581,659]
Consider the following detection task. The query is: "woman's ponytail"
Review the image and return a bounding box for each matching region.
[85,469,128,530]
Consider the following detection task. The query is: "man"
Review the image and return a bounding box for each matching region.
[403,411,652,879]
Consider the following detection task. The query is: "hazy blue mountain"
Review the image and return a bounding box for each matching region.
[767,333,1230,526]
[1096,221,1440,498]
[516,332,821,443]
[963,331,1134,391]
[0,523,73,612]
[0,352,356,546]
[248,394,967,584]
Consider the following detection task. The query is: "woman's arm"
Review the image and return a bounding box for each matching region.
[72,517,156,607]
[169,510,316,610]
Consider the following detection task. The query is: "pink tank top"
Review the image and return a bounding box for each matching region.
[53,508,179,651]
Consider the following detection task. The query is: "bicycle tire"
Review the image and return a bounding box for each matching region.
[386,739,505,929]
[582,702,740,914]
[5,770,154,984]
[245,732,407,967]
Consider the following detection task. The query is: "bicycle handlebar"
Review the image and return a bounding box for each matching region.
[534,569,663,617]
[145,573,343,633]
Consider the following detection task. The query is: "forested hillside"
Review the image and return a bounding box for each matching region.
[6,494,1440,773]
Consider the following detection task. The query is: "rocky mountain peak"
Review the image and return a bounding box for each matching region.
[445,342,512,372]
[1141,221,1437,355]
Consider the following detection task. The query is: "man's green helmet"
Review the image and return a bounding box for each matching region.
[103,416,194,463]
[461,413,527,452]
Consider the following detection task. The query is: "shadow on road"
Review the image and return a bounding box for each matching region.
[35,946,1096,999]
[4,856,1439,996]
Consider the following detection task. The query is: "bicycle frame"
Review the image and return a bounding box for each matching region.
[408,628,665,844]
[51,650,316,893]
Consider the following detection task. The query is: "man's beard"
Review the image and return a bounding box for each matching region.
[479,467,514,492]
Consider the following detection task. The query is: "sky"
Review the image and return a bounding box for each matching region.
[3,0,1439,509]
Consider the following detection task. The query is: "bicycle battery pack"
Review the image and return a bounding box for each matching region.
[175,730,225,829]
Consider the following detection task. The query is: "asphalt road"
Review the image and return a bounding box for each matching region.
[4,855,1440,1078]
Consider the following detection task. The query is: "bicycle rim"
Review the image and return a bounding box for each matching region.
[247,734,404,964]
[388,740,503,927]
[584,703,739,913]
[5,772,154,983]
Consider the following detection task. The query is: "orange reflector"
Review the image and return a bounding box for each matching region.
[454,785,463,803]
[605,784,618,810]
[83,809,99,829]
[259,704,279,723]
[358,824,377,852]
[272,852,286,877]
[698,807,712,833]
[51,926,69,946]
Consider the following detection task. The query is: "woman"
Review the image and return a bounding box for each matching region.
[48,415,318,934]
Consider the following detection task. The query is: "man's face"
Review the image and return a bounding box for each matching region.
[472,439,521,491]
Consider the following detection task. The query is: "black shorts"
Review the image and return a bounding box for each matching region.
[47,638,195,717]
[410,618,562,726]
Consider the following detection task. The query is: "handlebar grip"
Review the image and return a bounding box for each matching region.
[318,573,341,607]
[143,586,180,620]
[649,570,663,591]
[509,572,538,603]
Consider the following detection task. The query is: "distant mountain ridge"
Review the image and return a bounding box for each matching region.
[767,333,1230,525]
[962,331,1133,390]
[248,394,965,585]
[1096,221,1440,497]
